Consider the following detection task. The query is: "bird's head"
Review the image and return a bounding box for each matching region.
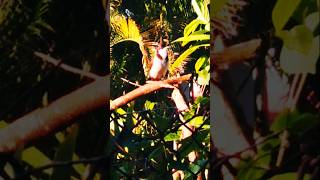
[157,46,170,61]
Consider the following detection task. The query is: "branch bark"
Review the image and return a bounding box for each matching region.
[34,51,101,80]
[110,74,192,110]
[0,76,109,153]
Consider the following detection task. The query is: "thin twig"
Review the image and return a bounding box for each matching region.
[288,74,299,103]
[291,73,307,111]
[276,130,289,167]
[14,155,108,179]
[34,51,101,80]
[120,78,141,87]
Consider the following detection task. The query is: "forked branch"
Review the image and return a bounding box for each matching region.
[110,74,192,110]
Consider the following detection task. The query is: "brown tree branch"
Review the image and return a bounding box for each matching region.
[110,74,192,110]
[34,51,101,80]
[212,38,261,68]
[0,76,109,153]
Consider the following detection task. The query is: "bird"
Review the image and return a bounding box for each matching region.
[149,46,170,80]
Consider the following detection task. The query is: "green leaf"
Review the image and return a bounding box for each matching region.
[211,0,227,16]
[192,0,202,18]
[148,146,164,162]
[272,0,301,34]
[72,154,86,176]
[280,25,313,54]
[271,110,319,134]
[145,100,156,110]
[178,129,209,158]
[168,159,190,172]
[153,115,169,131]
[0,121,7,129]
[189,116,206,127]
[4,162,15,179]
[192,0,209,22]
[22,147,52,174]
[269,173,310,180]
[164,131,181,142]
[237,155,268,180]
[280,35,319,74]
[194,96,209,105]
[305,12,319,32]
[50,125,79,180]
[173,34,209,47]
[197,66,210,85]
[169,44,209,74]
[184,19,205,37]
[195,56,207,73]
[189,163,201,174]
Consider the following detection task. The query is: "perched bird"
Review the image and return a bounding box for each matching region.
[149,46,170,80]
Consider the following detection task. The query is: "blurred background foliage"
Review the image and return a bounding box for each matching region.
[0,0,107,179]
[211,0,320,179]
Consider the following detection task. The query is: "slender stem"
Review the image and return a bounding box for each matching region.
[291,73,307,111]
[34,51,101,80]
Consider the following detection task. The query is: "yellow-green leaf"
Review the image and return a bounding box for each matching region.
[280,36,319,74]
[174,34,209,47]
[272,0,301,34]
[197,66,210,85]
[164,131,181,142]
[270,173,310,180]
[184,19,205,37]
[280,25,313,55]
[169,44,209,74]
[195,56,207,73]
[22,147,52,174]
[0,121,7,129]
[211,0,227,16]
[305,12,319,32]
[189,116,206,127]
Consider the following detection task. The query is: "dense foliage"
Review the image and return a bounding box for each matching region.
[0,0,107,179]
[110,0,210,179]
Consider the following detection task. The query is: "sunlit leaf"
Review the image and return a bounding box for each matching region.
[280,35,319,74]
[184,19,205,37]
[272,0,301,34]
[271,110,319,134]
[280,25,313,54]
[4,163,14,179]
[164,131,181,142]
[192,0,204,21]
[305,12,319,32]
[189,116,206,127]
[173,34,209,47]
[178,129,209,158]
[72,154,86,176]
[269,173,310,180]
[211,0,227,16]
[22,147,52,174]
[197,65,210,85]
[169,44,209,74]
[144,100,156,110]
[195,56,207,72]
[0,121,7,129]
